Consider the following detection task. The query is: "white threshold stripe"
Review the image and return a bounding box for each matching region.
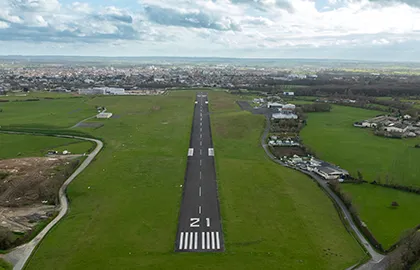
[216,232,220,249]
[184,232,189,250]
[179,232,184,249]
[211,232,215,249]
[179,231,220,250]
[189,232,193,250]
[194,232,198,249]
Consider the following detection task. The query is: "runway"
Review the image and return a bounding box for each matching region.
[175,92,224,252]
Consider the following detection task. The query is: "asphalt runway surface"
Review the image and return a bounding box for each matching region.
[175,92,224,252]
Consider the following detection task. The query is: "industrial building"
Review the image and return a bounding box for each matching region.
[78,87,125,95]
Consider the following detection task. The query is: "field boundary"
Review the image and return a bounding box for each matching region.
[258,115,385,264]
[0,131,103,270]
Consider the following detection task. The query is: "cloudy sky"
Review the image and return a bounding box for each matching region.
[0,0,420,60]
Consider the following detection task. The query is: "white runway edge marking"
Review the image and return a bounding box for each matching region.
[188,148,194,156]
[208,148,214,156]
[179,231,221,250]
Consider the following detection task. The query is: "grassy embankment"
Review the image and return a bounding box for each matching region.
[1,91,363,269]
[301,105,420,249]
[0,134,94,159]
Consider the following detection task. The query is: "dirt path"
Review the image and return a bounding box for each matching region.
[0,133,103,270]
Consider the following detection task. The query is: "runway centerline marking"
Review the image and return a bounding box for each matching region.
[200,141,202,146]
[199,206,202,214]
[200,160,202,166]
[200,171,202,179]
[200,134,202,139]
[199,186,202,197]
[200,149,202,155]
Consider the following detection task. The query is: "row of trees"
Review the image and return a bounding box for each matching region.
[299,103,332,113]
[328,179,385,252]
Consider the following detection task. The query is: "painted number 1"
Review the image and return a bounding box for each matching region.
[189,218,211,228]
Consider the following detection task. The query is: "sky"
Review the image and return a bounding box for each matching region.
[0,0,420,61]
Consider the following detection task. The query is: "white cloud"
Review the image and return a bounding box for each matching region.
[0,0,420,60]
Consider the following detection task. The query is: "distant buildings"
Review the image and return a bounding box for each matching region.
[283,92,295,96]
[79,87,125,95]
[271,103,298,119]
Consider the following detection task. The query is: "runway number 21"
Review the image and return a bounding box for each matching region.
[190,218,211,228]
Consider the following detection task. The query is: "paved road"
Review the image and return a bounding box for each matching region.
[175,92,224,252]
[0,132,103,270]
[257,115,385,266]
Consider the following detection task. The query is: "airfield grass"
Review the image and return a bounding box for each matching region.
[342,183,420,249]
[0,133,91,159]
[300,105,420,187]
[0,97,96,128]
[0,91,364,269]
[0,92,78,100]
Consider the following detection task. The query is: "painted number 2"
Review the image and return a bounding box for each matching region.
[189,218,211,228]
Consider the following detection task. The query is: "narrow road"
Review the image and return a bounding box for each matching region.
[258,115,385,265]
[174,92,224,252]
[0,132,103,270]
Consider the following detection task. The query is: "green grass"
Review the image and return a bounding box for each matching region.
[0,258,12,270]
[0,91,80,100]
[300,105,420,187]
[342,184,420,249]
[0,91,364,269]
[0,134,91,159]
[53,141,95,154]
[0,97,96,128]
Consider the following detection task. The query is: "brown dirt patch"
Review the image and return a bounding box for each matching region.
[0,157,80,207]
[0,156,80,239]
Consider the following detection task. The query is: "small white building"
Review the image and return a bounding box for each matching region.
[272,113,298,119]
[283,92,295,96]
[96,112,113,119]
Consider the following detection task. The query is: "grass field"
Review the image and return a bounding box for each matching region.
[342,184,420,249]
[0,91,364,269]
[300,105,420,187]
[0,97,95,128]
[0,134,93,159]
